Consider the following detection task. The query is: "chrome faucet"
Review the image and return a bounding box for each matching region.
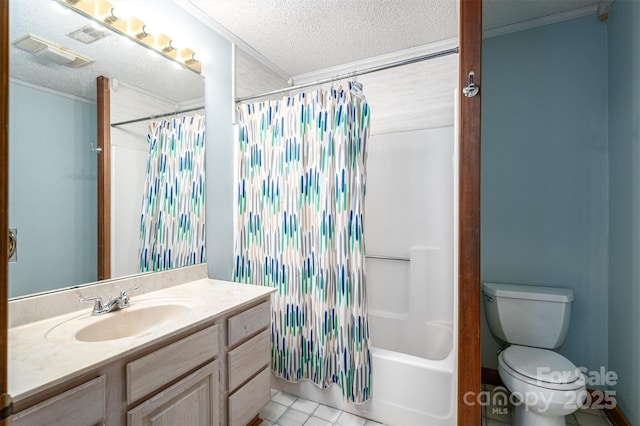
[80,286,139,315]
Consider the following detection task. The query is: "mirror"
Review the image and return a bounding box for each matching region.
[8,0,205,298]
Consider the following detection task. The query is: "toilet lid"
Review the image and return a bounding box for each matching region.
[502,346,581,384]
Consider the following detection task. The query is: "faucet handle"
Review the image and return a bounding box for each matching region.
[120,286,139,298]
[119,286,139,308]
[80,296,105,312]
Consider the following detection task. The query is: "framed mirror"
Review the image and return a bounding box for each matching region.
[8,0,205,298]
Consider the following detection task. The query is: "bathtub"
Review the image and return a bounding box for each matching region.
[272,320,456,426]
[272,247,458,425]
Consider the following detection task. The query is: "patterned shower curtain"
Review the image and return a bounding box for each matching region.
[233,87,372,403]
[139,115,206,272]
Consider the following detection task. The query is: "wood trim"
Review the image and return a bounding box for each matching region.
[458,0,482,424]
[0,1,10,422]
[605,403,632,426]
[245,414,262,426]
[481,367,503,387]
[97,76,111,280]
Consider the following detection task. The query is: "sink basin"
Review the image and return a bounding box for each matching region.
[75,304,192,342]
[46,298,198,343]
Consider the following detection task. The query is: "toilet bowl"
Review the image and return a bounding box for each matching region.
[482,282,585,426]
[498,346,587,426]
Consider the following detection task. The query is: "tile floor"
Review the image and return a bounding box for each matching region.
[260,386,613,426]
[259,390,385,426]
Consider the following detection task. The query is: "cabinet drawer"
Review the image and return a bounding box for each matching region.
[12,376,106,426]
[228,367,270,426]
[228,301,270,347]
[127,325,219,405]
[228,329,271,391]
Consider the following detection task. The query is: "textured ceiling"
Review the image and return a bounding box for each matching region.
[188,0,598,77]
[10,0,204,103]
[188,0,459,76]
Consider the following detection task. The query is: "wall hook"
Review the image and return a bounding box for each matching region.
[463,71,479,98]
[90,143,103,154]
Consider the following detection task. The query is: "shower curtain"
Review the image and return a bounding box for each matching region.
[233,87,372,403]
[139,115,206,272]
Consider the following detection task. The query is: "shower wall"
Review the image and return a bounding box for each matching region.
[365,126,454,359]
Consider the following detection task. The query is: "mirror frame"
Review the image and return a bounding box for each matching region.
[97,76,110,280]
[1,0,9,422]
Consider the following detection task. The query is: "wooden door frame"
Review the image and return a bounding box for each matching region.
[97,76,111,281]
[458,0,482,424]
[1,1,10,425]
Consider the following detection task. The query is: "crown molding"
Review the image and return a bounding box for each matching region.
[176,0,291,82]
[483,5,598,39]
[291,37,459,85]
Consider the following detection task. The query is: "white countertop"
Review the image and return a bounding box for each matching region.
[9,278,275,403]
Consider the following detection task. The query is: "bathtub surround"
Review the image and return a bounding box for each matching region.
[270,100,457,425]
[138,115,206,272]
[233,88,372,403]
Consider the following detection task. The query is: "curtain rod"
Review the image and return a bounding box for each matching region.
[110,106,205,127]
[236,46,459,103]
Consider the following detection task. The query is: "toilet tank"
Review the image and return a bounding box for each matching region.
[482,282,574,349]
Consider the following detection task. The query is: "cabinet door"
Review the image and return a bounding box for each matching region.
[128,360,219,426]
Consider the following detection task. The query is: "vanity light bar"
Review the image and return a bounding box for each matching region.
[55,0,201,74]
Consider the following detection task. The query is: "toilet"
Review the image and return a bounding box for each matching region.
[482,282,587,426]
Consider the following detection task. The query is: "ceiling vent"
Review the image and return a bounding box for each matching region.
[67,25,110,44]
[13,34,94,67]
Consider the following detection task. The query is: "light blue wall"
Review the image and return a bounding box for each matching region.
[607,0,640,422]
[202,39,233,281]
[149,1,234,280]
[159,3,234,280]
[481,17,609,374]
[8,82,97,297]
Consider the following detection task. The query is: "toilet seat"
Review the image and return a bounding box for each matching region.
[499,345,585,391]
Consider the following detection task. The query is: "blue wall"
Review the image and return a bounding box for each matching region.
[607,0,640,422]
[481,16,609,374]
[143,1,234,280]
[8,82,97,297]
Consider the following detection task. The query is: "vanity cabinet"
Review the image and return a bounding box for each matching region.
[127,325,220,426]
[128,360,219,426]
[9,280,275,426]
[11,376,106,426]
[225,301,271,426]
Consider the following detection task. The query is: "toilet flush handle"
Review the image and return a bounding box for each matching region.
[484,295,495,303]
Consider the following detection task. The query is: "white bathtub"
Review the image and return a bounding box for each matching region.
[272,320,456,426]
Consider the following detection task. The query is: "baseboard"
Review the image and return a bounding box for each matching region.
[481,367,631,426]
[604,405,632,426]
[247,414,263,426]
[481,367,503,387]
